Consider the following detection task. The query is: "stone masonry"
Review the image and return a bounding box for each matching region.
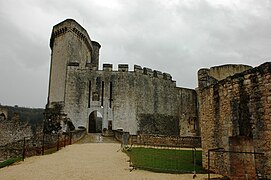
[198,62,271,179]
[0,106,43,146]
[47,19,198,136]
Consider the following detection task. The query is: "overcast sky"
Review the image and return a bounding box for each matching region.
[0,0,270,108]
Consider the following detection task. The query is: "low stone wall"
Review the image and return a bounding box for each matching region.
[0,129,86,162]
[70,129,87,143]
[130,134,201,148]
[114,130,201,148]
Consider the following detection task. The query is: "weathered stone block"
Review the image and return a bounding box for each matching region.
[143,67,153,76]
[134,64,143,73]
[103,64,113,71]
[163,73,172,80]
[153,70,163,78]
[118,64,129,72]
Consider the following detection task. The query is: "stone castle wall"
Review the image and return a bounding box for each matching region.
[198,62,271,179]
[64,63,196,135]
[177,88,198,136]
[47,19,198,136]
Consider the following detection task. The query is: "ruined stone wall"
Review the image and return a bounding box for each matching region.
[199,62,271,179]
[0,106,44,146]
[0,120,33,146]
[198,64,252,88]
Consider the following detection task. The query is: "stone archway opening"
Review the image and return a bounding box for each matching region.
[88,111,102,133]
[0,113,6,121]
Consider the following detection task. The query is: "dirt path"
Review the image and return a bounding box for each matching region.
[0,135,221,180]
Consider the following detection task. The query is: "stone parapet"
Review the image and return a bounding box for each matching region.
[118,64,129,72]
[153,70,163,78]
[103,64,113,71]
[143,67,153,76]
[134,65,143,73]
[163,73,172,80]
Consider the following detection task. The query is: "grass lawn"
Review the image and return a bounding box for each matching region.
[0,157,23,168]
[127,147,207,173]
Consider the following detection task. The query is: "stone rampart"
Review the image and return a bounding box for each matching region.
[101,64,173,81]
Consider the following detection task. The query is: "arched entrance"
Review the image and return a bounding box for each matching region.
[88,111,102,133]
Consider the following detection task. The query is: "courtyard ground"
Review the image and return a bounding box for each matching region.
[0,134,221,180]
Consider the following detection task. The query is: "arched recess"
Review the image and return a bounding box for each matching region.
[0,113,6,121]
[88,111,102,133]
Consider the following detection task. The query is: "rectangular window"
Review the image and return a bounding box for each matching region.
[101,81,104,106]
[88,80,91,108]
[109,82,113,108]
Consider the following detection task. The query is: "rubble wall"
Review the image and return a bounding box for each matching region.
[199,62,271,178]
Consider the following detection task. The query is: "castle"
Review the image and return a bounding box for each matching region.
[44,18,271,178]
[47,19,198,136]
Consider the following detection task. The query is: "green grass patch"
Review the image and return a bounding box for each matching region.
[127,147,207,173]
[0,157,23,168]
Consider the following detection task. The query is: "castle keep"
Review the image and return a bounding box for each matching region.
[47,19,198,136]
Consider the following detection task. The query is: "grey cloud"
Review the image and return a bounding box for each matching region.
[0,0,270,107]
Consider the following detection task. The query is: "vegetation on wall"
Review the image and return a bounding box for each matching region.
[44,102,75,134]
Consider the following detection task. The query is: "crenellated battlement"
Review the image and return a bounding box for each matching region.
[101,63,173,81]
[118,64,129,72]
[48,19,199,138]
[50,19,93,53]
[102,64,113,71]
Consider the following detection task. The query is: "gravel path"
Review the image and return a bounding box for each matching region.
[0,135,221,180]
